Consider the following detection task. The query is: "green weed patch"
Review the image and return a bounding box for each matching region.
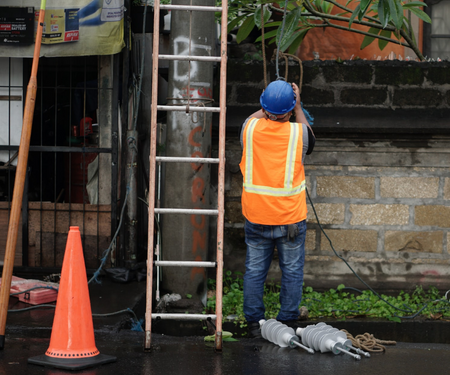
[205,271,450,327]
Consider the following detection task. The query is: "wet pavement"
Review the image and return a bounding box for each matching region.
[1,278,449,374]
[2,331,450,375]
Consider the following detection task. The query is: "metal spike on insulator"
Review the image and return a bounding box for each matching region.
[261,319,314,354]
[289,339,315,354]
[352,347,371,357]
[335,346,361,360]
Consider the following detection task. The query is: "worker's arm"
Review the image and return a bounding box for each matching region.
[292,83,314,138]
[292,83,315,156]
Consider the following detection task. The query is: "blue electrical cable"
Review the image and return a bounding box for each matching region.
[301,102,314,126]
[89,185,130,284]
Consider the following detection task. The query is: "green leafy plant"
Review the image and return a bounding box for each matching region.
[220,0,430,60]
[207,270,246,327]
[301,284,450,321]
[206,271,450,327]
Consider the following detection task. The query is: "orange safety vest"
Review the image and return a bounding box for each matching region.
[240,117,307,225]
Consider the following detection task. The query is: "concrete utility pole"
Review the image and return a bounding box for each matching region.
[161,0,216,303]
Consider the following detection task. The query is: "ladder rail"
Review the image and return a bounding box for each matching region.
[145,0,161,351]
[215,0,228,353]
[145,0,227,352]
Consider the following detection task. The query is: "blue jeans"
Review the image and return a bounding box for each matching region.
[243,219,306,323]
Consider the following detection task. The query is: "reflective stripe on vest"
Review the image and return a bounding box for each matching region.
[243,118,306,197]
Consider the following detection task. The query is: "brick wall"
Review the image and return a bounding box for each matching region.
[217,59,450,291]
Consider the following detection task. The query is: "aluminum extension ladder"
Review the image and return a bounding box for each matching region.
[145,0,228,351]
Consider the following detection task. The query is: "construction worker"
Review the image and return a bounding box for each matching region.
[239,80,315,338]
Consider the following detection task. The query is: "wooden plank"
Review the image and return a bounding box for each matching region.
[29,203,111,267]
[34,232,66,268]
[0,96,21,101]
[28,202,111,212]
[0,203,111,268]
[35,231,111,269]
[28,203,111,237]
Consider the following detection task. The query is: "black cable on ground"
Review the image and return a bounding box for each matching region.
[7,304,142,331]
[8,305,56,313]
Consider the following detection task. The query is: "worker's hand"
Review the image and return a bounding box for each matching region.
[292,83,301,109]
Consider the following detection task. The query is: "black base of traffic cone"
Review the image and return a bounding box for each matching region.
[28,353,116,370]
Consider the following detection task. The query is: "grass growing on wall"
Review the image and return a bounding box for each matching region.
[205,271,450,327]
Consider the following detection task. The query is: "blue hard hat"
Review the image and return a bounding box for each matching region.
[260,80,296,115]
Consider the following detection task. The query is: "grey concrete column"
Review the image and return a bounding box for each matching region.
[98,55,113,205]
[126,33,154,268]
[161,0,216,302]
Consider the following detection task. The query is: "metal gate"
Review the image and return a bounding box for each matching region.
[0,55,119,271]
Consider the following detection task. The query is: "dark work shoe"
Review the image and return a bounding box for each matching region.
[247,322,262,338]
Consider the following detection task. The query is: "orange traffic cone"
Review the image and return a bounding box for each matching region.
[28,226,116,370]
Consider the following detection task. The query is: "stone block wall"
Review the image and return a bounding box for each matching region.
[217,59,450,291]
[222,140,450,291]
[303,145,450,289]
[225,59,450,137]
[227,59,450,110]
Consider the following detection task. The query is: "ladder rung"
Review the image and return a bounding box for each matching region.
[154,261,217,267]
[160,5,223,12]
[156,156,219,164]
[152,313,217,321]
[155,208,218,215]
[156,105,221,113]
[158,54,221,62]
